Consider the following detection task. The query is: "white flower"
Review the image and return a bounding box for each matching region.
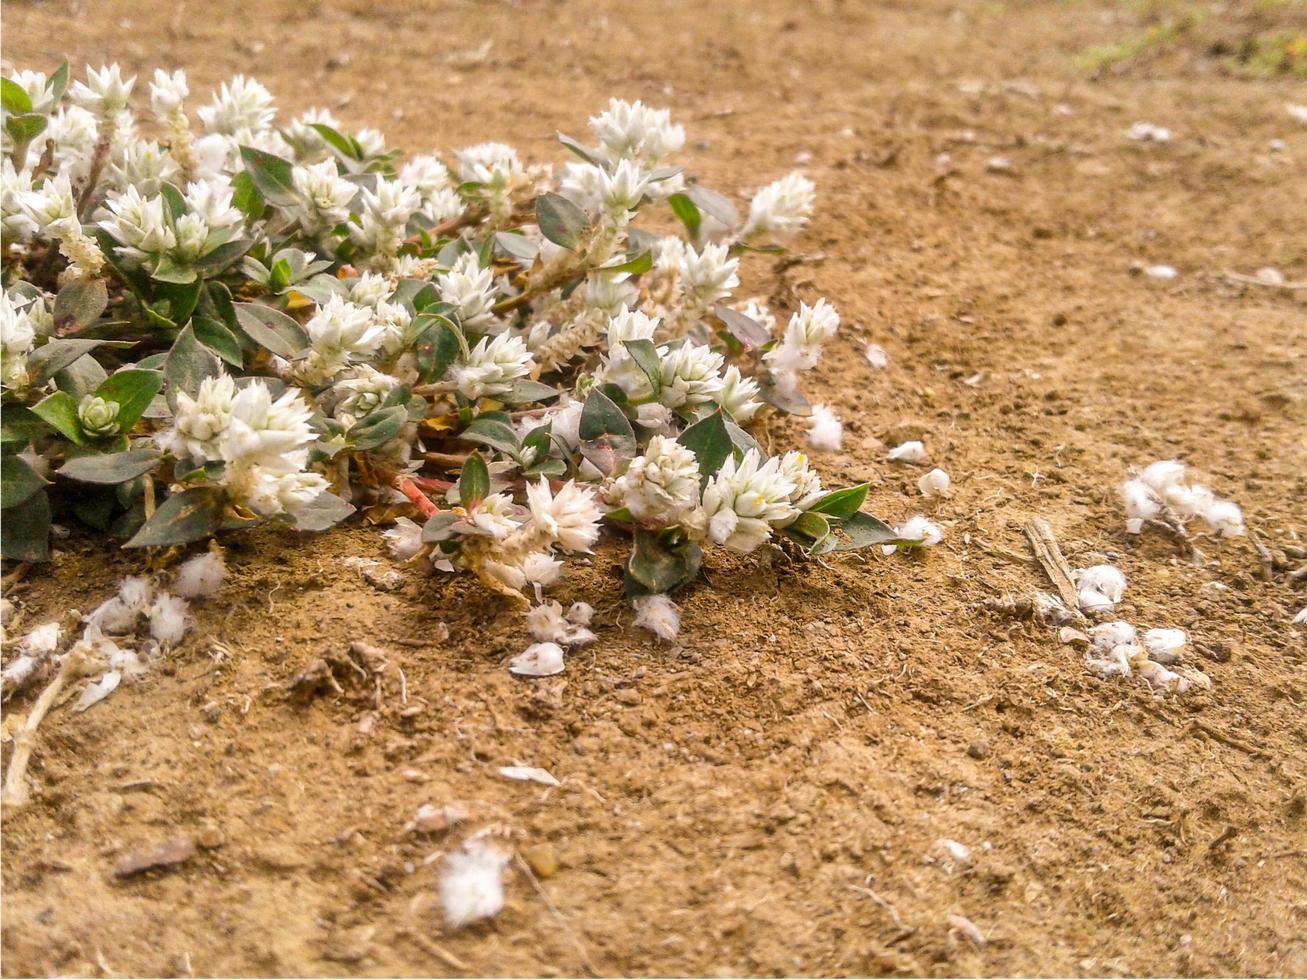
[78,395,121,436]
[526,478,602,553]
[0,291,37,357]
[701,449,798,553]
[70,64,135,116]
[383,516,426,562]
[449,333,532,401]
[104,139,181,195]
[173,551,227,599]
[558,162,607,213]
[437,253,498,332]
[658,342,724,409]
[440,840,510,928]
[281,107,342,161]
[350,178,420,257]
[19,174,80,237]
[718,366,762,422]
[1201,499,1245,537]
[742,171,815,242]
[330,365,400,426]
[776,450,824,512]
[303,294,385,367]
[454,492,521,540]
[613,435,701,525]
[918,468,951,497]
[632,593,681,642]
[806,403,843,451]
[197,75,276,137]
[349,273,390,308]
[1162,483,1215,521]
[887,440,928,464]
[739,299,776,335]
[598,158,651,218]
[148,69,189,116]
[97,184,175,264]
[159,374,236,461]
[399,154,453,196]
[1143,628,1186,665]
[223,379,317,468]
[510,641,566,677]
[46,106,100,182]
[678,242,739,309]
[588,99,685,165]
[355,127,387,158]
[291,160,356,234]
[274,471,329,515]
[8,70,54,115]
[2,160,38,241]
[454,142,524,187]
[520,550,563,588]
[763,298,840,376]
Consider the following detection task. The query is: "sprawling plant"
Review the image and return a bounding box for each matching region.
[1,64,924,630]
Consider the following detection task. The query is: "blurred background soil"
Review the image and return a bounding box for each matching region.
[2,0,1305,975]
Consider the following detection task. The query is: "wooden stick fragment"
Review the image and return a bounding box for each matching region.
[1023,519,1080,610]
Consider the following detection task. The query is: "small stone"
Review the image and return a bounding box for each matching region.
[200,701,222,724]
[523,842,558,879]
[196,825,225,850]
[113,837,196,877]
[967,741,990,760]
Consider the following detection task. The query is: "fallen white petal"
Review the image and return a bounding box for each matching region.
[499,765,561,787]
[509,642,566,677]
[73,670,121,713]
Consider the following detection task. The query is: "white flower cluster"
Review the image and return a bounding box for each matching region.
[1121,459,1245,538]
[1078,620,1211,696]
[157,376,326,519]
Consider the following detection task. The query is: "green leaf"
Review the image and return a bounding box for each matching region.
[5,113,46,144]
[626,528,702,595]
[310,122,363,161]
[150,254,198,285]
[125,486,226,548]
[2,78,34,115]
[1,489,50,561]
[828,512,906,552]
[53,354,108,400]
[714,304,770,349]
[347,405,408,451]
[27,339,129,385]
[414,316,462,383]
[192,315,244,367]
[579,387,637,477]
[724,419,762,456]
[557,132,599,164]
[677,409,732,480]
[808,483,870,520]
[0,455,46,509]
[233,302,309,358]
[495,231,540,262]
[194,236,254,273]
[48,62,70,103]
[165,325,222,409]
[72,491,116,530]
[0,406,49,446]
[459,451,490,507]
[31,390,86,445]
[58,449,162,485]
[622,339,663,397]
[158,181,188,222]
[231,171,265,222]
[687,186,740,228]
[239,145,298,205]
[460,416,519,455]
[602,250,653,276]
[500,378,562,405]
[95,369,164,432]
[421,511,458,543]
[292,491,356,531]
[668,193,701,235]
[781,511,833,555]
[535,192,590,251]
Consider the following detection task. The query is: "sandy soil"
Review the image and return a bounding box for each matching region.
[2,0,1306,976]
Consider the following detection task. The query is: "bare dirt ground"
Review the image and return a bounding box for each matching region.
[3,0,1306,976]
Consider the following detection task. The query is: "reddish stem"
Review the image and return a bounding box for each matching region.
[394,476,438,518]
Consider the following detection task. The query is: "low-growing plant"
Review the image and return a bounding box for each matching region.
[1,64,925,629]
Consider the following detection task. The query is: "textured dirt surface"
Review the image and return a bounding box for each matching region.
[3,0,1306,976]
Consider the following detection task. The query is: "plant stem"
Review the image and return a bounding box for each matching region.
[2,647,87,809]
